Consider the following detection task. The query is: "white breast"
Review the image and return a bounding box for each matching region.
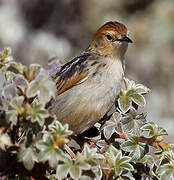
[88,58,124,110]
[103,58,124,88]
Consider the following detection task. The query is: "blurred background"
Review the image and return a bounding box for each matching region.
[0,0,173,140]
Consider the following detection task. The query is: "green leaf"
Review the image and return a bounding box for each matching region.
[123,78,135,90]
[83,144,104,164]
[140,155,155,170]
[121,140,137,152]
[69,166,81,179]
[6,61,24,74]
[28,68,56,104]
[129,145,145,161]
[130,94,146,107]
[121,135,146,161]
[135,84,150,94]
[123,78,150,95]
[48,121,72,147]
[55,146,93,180]
[56,164,70,180]
[92,166,102,180]
[75,154,91,170]
[23,64,40,82]
[126,89,136,96]
[102,112,122,139]
[121,112,146,135]
[165,151,174,164]
[121,117,135,134]
[49,121,72,137]
[121,116,132,125]
[0,47,13,68]
[158,127,168,136]
[119,157,132,165]
[6,96,24,124]
[18,144,38,170]
[161,172,173,180]
[158,164,174,180]
[109,145,119,157]
[141,122,167,138]
[30,103,49,127]
[114,151,134,174]
[118,91,131,113]
[120,162,134,171]
[128,134,139,144]
[106,145,119,165]
[36,135,64,168]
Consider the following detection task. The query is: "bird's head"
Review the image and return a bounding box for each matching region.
[90,21,133,59]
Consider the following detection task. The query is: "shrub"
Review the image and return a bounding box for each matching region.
[0,47,173,180]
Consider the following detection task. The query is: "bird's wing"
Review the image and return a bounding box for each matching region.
[54,52,91,95]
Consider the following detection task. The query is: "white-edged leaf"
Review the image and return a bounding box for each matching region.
[121,141,136,152]
[135,84,150,94]
[18,144,38,170]
[69,166,81,180]
[130,94,146,107]
[28,68,56,104]
[118,93,131,113]
[56,164,70,180]
[158,164,174,180]
[120,162,134,171]
[6,96,24,124]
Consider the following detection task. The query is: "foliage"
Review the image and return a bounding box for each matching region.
[0,47,173,180]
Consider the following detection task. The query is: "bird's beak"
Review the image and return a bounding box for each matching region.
[119,36,133,43]
[113,36,133,43]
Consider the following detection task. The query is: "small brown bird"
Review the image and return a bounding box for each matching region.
[50,21,132,134]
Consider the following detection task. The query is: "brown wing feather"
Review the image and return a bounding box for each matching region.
[54,53,91,95]
[55,71,88,95]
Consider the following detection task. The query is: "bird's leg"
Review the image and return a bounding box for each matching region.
[64,144,76,159]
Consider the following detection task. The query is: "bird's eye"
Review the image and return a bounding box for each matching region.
[106,34,112,41]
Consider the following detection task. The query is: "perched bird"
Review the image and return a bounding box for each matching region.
[50,21,133,134]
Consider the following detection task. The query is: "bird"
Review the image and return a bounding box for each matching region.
[50,21,133,134]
